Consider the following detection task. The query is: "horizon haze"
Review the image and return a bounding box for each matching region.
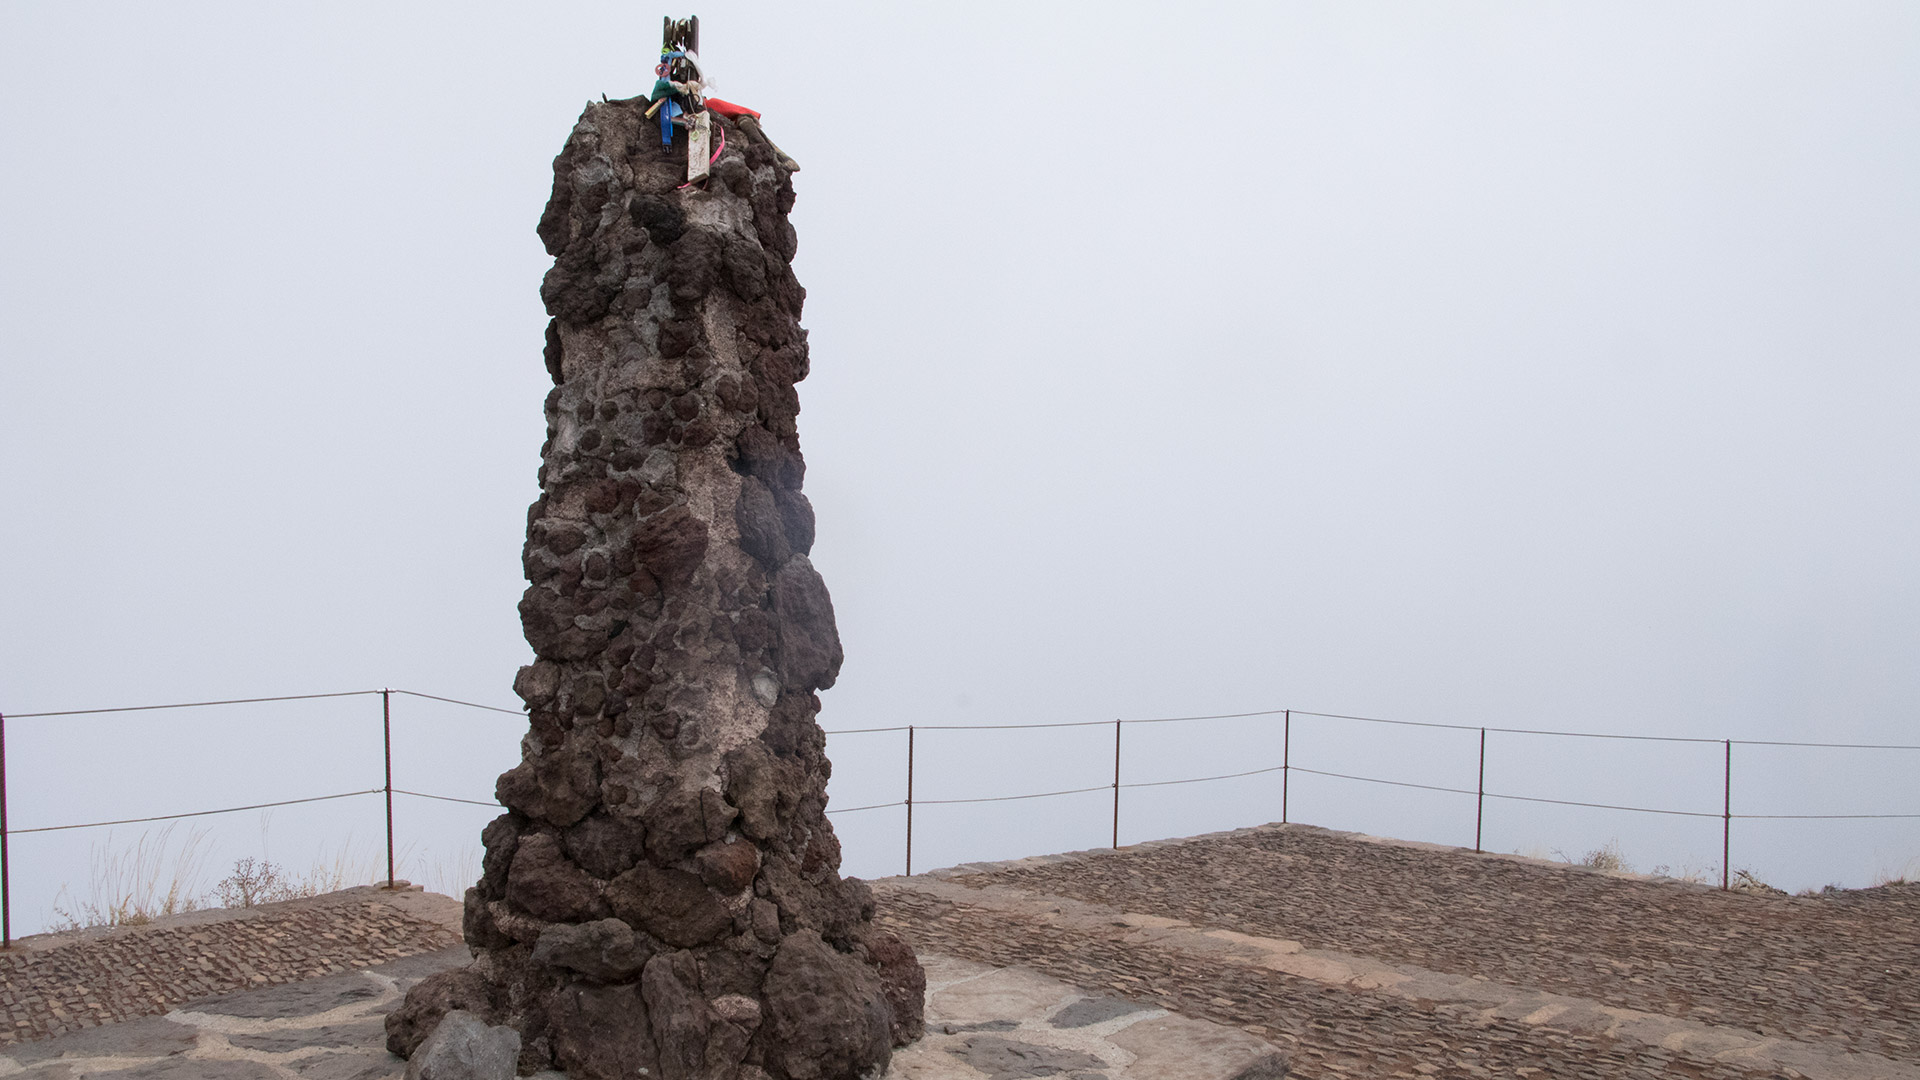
[2,2,1917,934]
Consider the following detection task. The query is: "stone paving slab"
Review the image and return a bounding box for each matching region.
[892,956,1285,1080]
[0,944,468,1079]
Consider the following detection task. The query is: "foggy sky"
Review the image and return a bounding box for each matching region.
[2,2,1916,933]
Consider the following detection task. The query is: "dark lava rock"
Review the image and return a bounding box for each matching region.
[389,99,920,1080]
[758,931,894,1080]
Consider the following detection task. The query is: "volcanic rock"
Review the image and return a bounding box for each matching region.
[385,100,922,1080]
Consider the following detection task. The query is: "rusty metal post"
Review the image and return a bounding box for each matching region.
[1,711,10,948]
[1475,728,1486,853]
[1112,720,1121,849]
[1281,709,1290,824]
[383,689,395,889]
[904,726,915,877]
[1722,739,1731,891]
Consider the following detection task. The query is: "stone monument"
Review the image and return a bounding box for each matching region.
[386,49,924,1080]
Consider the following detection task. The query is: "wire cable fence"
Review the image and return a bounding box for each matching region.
[0,688,508,946]
[3,691,1916,946]
[815,709,1920,881]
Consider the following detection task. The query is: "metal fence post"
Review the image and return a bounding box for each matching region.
[1,710,10,948]
[1722,739,1731,891]
[1281,709,1290,825]
[904,726,915,877]
[383,689,395,889]
[1111,720,1121,849]
[1475,728,1486,853]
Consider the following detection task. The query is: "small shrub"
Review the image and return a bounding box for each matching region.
[1582,840,1630,873]
[215,856,298,907]
[1728,868,1787,895]
[1553,839,1630,873]
[213,844,392,907]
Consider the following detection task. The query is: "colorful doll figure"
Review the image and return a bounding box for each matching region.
[646,16,706,147]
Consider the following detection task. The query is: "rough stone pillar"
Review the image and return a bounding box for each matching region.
[386,100,924,1080]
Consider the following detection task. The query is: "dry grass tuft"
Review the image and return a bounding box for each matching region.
[50,833,400,929]
[1647,860,1714,885]
[1871,856,1919,888]
[1553,839,1630,873]
[405,847,482,899]
[49,824,214,930]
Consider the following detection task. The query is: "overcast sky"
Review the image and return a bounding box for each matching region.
[2,2,1916,933]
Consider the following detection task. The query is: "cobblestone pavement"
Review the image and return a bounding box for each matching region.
[0,949,1282,1080]
[0,887,461,1049]
[5,827,1915,1080]
[876,824,1920,1080]
[0,944,470,1079]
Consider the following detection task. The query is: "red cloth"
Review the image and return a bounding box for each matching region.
[705,98,761,120]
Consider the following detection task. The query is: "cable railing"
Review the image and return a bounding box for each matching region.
[816,709,1920,883]
[7,790,389,835]
[0,688,503,947]
[2,690,1915,947]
